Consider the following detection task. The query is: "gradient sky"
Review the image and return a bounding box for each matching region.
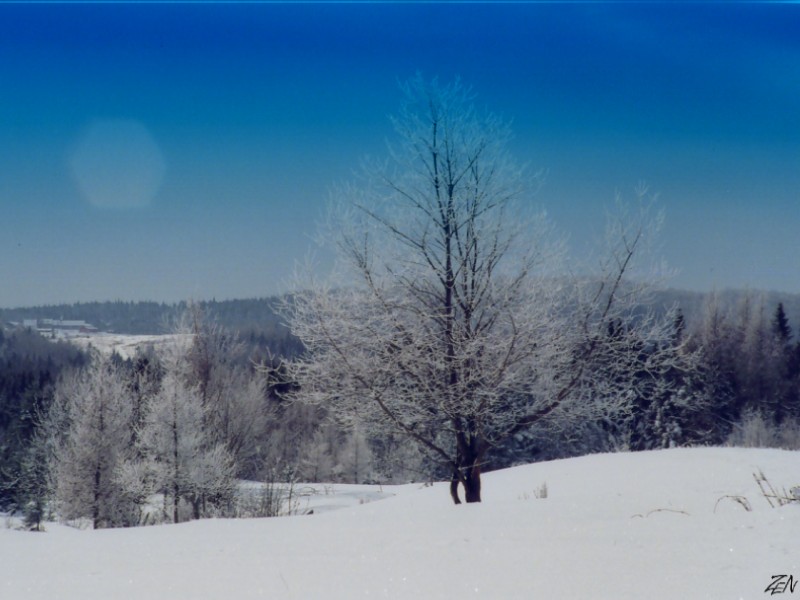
[1,3,799,308]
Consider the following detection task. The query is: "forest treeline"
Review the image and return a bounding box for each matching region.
[2,289,800,339]
[1,290,799,528]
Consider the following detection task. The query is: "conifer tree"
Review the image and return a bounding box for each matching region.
[51,355,136,528]
[772,302,792,345]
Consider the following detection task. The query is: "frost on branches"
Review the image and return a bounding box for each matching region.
[47,310,244,527]
[50,355,137,528]
[286,76,697,504]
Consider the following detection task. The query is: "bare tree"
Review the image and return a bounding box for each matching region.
[286,76,686,504]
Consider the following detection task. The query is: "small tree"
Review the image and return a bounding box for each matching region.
[139,339,236,523]
[286,76,682,504]
[16,423,54,531]
[772,303,792,344]
[51,355,136,528]
[339,421,375,484]
[175,303,271,480]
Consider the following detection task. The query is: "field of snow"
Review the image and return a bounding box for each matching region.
[67,332,188,360]
[2,447,797,599]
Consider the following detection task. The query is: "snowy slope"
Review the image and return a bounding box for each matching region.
[2,447,797,599]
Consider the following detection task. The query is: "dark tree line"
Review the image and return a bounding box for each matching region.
[485,296,800,467]
[685,297,800,441]
[0,327,87,510]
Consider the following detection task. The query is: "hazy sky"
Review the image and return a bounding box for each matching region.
[2,3,799,308]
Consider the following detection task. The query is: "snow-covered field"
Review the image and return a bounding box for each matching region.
[2,447,797,599]
[67,332,188,360]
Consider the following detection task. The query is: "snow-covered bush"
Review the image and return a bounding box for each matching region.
[726,411,800,450]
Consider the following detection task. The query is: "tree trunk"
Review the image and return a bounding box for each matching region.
[93,462,102,529]
[172,401,180,524]
[450,471,462,505]
[450,456,483,504]
[463,464,481,503]
[192,498,201,521]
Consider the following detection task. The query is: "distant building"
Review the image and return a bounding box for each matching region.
[23,318,99,337]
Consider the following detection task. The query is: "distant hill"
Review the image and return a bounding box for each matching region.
[2,288,799,342]
[0,297,302,359]
[0,298,287,336]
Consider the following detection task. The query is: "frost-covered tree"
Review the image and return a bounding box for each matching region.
[599,310,704,451]
[684,292,800,444]
[15,422,56,530]
[286,76,686,503]
[126,346,162,448]
[138,338,236,523]
[339,422,375,484]
[175,303,271,479]
[296,421,340,482]
[51,355,136,528]
[770,302,799,420]
[216,372,270,478]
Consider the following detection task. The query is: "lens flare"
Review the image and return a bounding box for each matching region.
[70,119,165,209]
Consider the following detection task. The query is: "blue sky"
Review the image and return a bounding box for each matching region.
[1,3,799,307]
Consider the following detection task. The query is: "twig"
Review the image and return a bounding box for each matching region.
[631,508,690,518]
[713,495,752,513]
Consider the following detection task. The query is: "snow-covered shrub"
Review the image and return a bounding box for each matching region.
[727,411,800,450]
[233,469,301,518]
